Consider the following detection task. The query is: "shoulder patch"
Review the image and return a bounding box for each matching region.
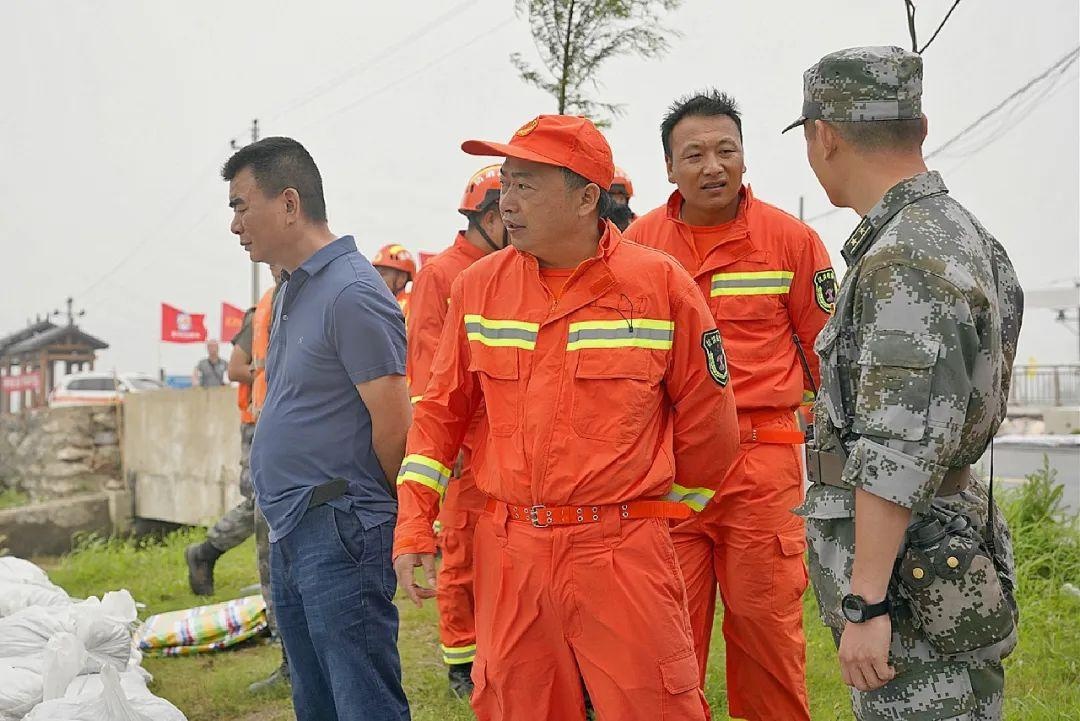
[700,329,729,387]
[813,268,838,314]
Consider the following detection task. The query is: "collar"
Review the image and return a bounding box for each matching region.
[663,185,755,228]
[453,231,490,262]
[512,220,622,267]
[841,171,948,266]
[297,235,357,278]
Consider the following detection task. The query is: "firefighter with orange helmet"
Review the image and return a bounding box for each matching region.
[372,244,416,318]
[404,163,506,697]
[608,166,638,231]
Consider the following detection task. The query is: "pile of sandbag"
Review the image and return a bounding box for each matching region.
[0,556,186,721]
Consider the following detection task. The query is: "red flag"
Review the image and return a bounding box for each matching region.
[161,303,208,343]
[221,303,245,343]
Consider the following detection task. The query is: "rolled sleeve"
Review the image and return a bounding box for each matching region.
[331,281,407,385]
[842,437,945,513]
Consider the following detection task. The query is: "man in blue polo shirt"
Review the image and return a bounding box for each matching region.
[222,136,412,721]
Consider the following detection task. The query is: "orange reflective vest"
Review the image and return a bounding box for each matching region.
[251,287,275,416]
[625,187,834,413]
[393,223,740,557]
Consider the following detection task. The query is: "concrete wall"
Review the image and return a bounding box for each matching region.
[0,406,122,500]
[0,492,125,557]
[123,387,243,526]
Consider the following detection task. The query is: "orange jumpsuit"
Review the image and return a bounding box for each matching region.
[625,187,834,721]
[394,224,740,721]
[406,231,489,667]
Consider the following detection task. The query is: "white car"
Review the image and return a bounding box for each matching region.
[49,372,164,408]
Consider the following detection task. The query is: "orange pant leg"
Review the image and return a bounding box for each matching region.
[562,517,710,721]
[470,512,586,721]
[436,460,485,666]
[671,515,720,683]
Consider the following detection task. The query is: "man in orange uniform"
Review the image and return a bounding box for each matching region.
[406,163,506,697]
[372,243,416,318]
[625,90,836,721]
[393,114,740,721]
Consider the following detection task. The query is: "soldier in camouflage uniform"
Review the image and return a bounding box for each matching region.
[783,46,1023,720]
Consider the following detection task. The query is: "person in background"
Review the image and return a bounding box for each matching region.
[372,244,416,320]
[193,339,228,387]
[607,166,638,231]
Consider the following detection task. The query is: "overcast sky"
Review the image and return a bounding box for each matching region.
[3,0,1077,377]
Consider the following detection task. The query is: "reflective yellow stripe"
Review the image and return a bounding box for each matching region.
[464,314,539,350]
[441,644,477,665]
[396,454,452,498]
[566,319,674,351]
[711,270,794,297]
[663,483,716,512]
[410,395,423,404]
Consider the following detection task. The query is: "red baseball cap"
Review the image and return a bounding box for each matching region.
[461,115,614,190]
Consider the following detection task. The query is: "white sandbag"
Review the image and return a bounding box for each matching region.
[0,662,41,721]
[40,634,86,702]
[23,666,186,721]
[0,593,134,674]
[0,581,72,618]
[0,558,50,587]
[61,670,151,701]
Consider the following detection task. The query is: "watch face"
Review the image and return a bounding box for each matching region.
[842,594,864,623]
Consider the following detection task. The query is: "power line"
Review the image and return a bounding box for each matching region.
[309,16,516,129]
[804,46,1080,223]
[262,0,479,126]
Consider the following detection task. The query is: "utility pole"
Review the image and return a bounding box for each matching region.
[249,119,260,307]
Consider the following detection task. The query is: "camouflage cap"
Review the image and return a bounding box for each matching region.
[782,46,923,134]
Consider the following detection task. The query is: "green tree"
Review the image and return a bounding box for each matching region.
[511,0,682,125]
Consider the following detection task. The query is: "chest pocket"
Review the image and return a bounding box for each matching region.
[568,313,668,442]
[853,331,940,442]
[708,269,791,361]
[468,348,521,436]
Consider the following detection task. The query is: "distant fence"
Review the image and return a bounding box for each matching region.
[1010,365,1080,407]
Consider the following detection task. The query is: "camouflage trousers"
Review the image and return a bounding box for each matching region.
[254,501,278,637]
[207,423,257,552]
[807,482,1017,721]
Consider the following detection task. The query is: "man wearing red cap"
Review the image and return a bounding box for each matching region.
[392,114,740,720]
[406,164,507,697]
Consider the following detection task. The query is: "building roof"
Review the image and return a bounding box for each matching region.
[0,320,57,356]
[1,324,109,358]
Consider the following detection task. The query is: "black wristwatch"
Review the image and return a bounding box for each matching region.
[841,594,890,623]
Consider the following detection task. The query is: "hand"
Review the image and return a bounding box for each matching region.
[838,613,895,692]
[394,552,437,608]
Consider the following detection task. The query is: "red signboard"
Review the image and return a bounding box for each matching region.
[161,303,208,344]
[2,372,42,393]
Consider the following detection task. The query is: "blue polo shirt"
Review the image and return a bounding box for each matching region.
[250,236,406,542]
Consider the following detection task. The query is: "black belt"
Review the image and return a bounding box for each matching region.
[807,449,971,497]
[308,478,349,508]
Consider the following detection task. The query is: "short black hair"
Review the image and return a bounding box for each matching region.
[825,118,926,154]
[661,90,743,158]
[561,167,615,220]
[221,137,327,223]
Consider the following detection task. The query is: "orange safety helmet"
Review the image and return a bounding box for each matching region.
[611,167,634,198]
[458,163,502,216]
[371,244,416,280]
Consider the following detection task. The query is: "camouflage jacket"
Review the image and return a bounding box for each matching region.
[801,170,1023,628]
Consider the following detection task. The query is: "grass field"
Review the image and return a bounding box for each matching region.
[37,468,1080,720]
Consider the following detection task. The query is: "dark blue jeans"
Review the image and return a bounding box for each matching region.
[270,504,410,721]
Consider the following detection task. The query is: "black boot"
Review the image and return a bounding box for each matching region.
[448,663,474,699]
[185,541,222,596]
[249,654,291,693]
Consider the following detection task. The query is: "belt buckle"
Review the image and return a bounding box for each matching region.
[527,504,550,528]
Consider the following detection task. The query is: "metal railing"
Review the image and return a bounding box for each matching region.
[1010,365,1080,407]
